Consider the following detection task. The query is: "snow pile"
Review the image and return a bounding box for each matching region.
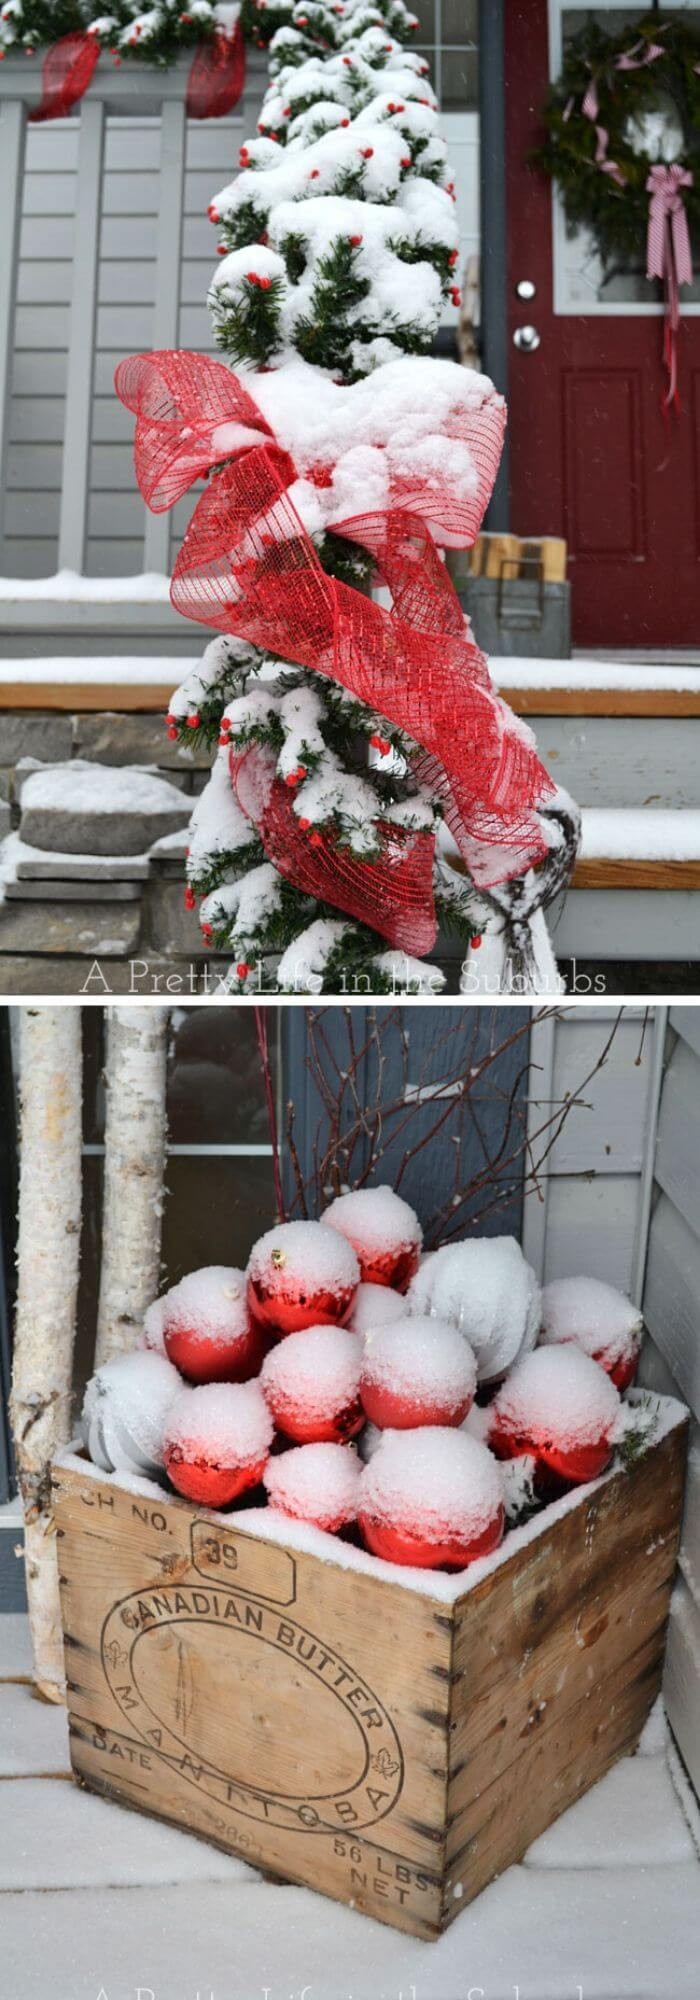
[361,1314,476,1420]
[348,1282,405,1335]
[358,1427,504,1543]
[141,1296,167,1354]
[261,1324,362,1421]
[490,1346,620,1451]
[247,1219,360,1299]
[164,1382,273,1468]
[407,1236,540,1383]
[540,1276,643,1372]
[321,1184,421,1257]
[82,1351,181,1478]
[18,761,189,818]
[264,1441,361,1530]
[160,1267,249,1348]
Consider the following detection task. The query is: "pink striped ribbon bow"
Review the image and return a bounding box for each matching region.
[646,164,694,406]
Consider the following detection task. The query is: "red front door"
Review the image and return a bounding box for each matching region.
[504,0,700,648]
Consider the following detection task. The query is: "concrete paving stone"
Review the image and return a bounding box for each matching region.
[74,711,210,768]
[0,1683,70,1776]
[5,879,142,902]
[0,1614,33,1679]
[0,800,10,837]
[0,902,142,957]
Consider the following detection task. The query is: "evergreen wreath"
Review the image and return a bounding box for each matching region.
[534,12,700,274]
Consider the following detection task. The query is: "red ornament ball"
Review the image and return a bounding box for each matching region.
[358,1428,505,1571]
[320,1186,422,1291]
[161,1266,264,1384]
[360,1315,476,1431]
[540,1275,643,1393]
[261,1324,363,1443]
[164,1382,273,1507]
[489,1346,620,1486]
[247,1220,360,1336]
[264,1442,361,1532]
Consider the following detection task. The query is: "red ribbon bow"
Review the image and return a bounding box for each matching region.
[28,23,245,124]
[115,349,554,945]
[646,164,694,406]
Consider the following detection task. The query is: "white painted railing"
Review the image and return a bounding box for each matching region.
[0,53,267,590]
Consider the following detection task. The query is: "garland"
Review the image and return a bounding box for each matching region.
[0,3,245,119]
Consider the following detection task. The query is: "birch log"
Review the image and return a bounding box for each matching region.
[11,1007,82,1703]
[94,1008,168,1366]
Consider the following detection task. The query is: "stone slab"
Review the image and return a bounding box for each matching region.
[0,903,141,957]
[0,801,10,839]
[141,879,205,956]
[0,714,73,763]
[74,711,210,769]
[4,878,142,902]
[20,799,191,857]
[0,956,210,995]
[15,851,151,881]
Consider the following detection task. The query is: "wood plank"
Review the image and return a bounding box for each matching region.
[572,858,700,890]
[0,682,176,712]
[499,687,700,718]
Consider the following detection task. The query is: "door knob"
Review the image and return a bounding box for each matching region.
[513,324,541,352]
[516,279,537,300]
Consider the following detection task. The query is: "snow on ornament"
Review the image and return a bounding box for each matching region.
[246,1219,359,1334]
[260,1324,364,1443]
[140,1295,167,1354]
[539,1275,643,1392]
[406,1235,540,1385]
[264,1441,361,1531]
[164,1381,273,1507]
[82,1351,181,1479]
[489,1346,621,1488]
[358,1427,505,1570]
[360,1314,476,1430]
[347,1281,405,1336]
[160,1265,264,1383]
[320,1185,422,1290]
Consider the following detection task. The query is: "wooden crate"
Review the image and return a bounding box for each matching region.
[52,1407,687,1942]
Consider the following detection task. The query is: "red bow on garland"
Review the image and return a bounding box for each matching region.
[28,23,245,124]
[115,350,554,948]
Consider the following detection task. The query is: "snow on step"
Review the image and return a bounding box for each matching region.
[0,1778,257,1893]
[492,658,700,695]
[0,1683,69,1776]
[524,1755,696,1869]
[0,656,193,687]
[0,572,172,603]
[2,1865,699,2000]
[580,810,700,862]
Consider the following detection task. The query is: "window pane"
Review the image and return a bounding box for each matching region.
[82,1006,277,1146]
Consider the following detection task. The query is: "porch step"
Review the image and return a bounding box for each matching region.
[554,809,700,965]
[493,660,700,811]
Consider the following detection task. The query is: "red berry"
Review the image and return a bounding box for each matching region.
[186,713,200,729]
[401,156,411,168]
[449,248,459,267]
[451,287,461,306]
[166,724,178,742]
[309,168,320,179]
[360,147,374,159]
[208,203,220,223]
[370,733,391,756]
[220,715,232,733]
[217,243,227,256]
[282,105,291,116]
[309,831,324,848]
[299,817,311,831]
[471,935,483,952]
[348,234,363,247]
[260,276,272,290]
[184,888,196,911]
[340,118,350,127]
[237,962,250,980]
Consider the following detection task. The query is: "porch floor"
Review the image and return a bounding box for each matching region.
[2,1617,700,2000]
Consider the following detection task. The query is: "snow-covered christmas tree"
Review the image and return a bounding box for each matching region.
[116,0,579,994]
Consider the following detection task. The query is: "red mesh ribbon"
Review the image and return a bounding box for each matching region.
[232,744,438,953]
[115,349,554,898]
[186,23,246,119]
[29,32,101,123]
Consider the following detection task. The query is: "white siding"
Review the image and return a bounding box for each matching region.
[638,1008,700,1796]
[522,1007,657,1293]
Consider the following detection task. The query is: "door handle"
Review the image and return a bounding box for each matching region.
[513,324,541,352]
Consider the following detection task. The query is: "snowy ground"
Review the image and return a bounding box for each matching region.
[2,1616,699,2000]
